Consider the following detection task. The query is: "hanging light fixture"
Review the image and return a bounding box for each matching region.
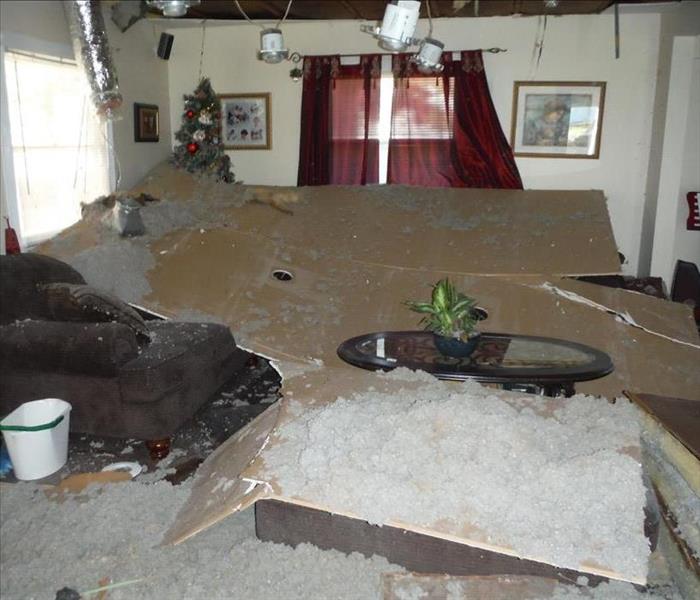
[361,0,422,52]
[414,38,444,73]
[235,0,293,64]
[146,0,200,18]
[258,28,289,63]
[411,0,444,73]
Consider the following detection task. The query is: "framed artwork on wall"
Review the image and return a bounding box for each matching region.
[510,82,606,159]
[219,93,271,150]
[133,103,159,142]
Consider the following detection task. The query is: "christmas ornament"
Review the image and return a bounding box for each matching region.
[198,110,212,125]
[64,0,122,121]
[193,129,205,142]
[187,142,198,154]
[186,109,195,119]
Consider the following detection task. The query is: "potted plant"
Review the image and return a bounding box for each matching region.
[405,278,482,358]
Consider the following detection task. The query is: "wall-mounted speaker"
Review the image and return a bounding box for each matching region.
[157,33,174,60]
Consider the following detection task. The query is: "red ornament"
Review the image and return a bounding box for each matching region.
[186,110,195,119]
[187,142,198,154]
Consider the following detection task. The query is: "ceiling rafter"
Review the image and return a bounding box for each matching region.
[155,0,675,22]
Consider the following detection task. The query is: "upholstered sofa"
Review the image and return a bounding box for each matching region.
[0,253,248,451]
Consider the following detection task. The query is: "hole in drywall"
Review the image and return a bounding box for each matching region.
[472,306,488,321]
[272,269,294,282]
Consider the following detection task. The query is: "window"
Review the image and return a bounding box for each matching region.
[2,49,111,245]
[329,62,456,185]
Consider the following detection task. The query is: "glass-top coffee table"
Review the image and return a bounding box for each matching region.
[337,331,614,397]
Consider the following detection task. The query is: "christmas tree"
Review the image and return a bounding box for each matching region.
[172,78,235,182]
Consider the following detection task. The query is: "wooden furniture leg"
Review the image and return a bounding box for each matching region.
[147,438,171,461]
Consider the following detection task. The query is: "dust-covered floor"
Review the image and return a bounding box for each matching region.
[0,479,403,600]
[0,476,686,600]
[0,357,280,485]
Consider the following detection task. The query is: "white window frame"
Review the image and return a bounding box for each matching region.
[0,32,116,250]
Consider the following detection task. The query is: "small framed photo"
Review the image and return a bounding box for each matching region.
[511,82,606,158]
[220,93,271,150]
[133,103,159,142]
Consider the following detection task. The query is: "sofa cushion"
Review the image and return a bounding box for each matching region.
[39,283,150,339]
[119,321,237,404]
[0,253,86,324]
[0,320,139,377]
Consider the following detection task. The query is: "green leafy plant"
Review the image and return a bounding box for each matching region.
[405,278,479,341]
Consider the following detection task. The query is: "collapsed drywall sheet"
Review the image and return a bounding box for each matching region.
[165,366,650,584]
[37,164,700,400]
[80,161,623,276]
[136,231,699,400]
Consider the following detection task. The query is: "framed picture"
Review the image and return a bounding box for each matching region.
[220,93,271,150]
[133,103,159,142]
[510,82,606,158]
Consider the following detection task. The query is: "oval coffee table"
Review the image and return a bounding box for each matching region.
[337,331,614,397]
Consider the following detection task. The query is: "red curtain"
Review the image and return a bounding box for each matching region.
[388,51,522,189]
[452,51,522,189]
[297,55,381,186]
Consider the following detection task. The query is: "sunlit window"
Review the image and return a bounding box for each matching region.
[3,50,111,245]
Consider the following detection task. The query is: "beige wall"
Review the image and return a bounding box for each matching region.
[167,12,661,275]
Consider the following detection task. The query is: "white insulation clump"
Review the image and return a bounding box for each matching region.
[261,370,650,579]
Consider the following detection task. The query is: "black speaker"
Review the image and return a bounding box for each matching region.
[157,33,174,60]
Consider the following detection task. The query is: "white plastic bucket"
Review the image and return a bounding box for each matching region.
[0,399,71,480]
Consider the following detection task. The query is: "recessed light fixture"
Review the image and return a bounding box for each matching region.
[361,0,422,52]
[146,0,200,18]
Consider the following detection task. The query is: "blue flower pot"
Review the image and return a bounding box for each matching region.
[433,333,481,358]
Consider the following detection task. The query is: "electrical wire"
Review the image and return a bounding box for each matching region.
[276,0,293,29]
[233,1,263,29]
[426,0,433,38]
[234,0,293,29]
[198,19,207,79]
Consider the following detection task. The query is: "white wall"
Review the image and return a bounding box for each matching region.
[650,35,700,287]
[104,12,172,189]
[167,12,661,275]
[0,0,171,192]
[639,0,700,277]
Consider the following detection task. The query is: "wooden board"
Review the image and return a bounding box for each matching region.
[627,392,700,461]
[255,499,609,586]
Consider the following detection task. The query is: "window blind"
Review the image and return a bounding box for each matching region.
[4,50,111,244]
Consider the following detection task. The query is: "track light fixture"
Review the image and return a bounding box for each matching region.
[361,0,422,52]
[258,28,289,63]
[411,0,444,74]
[146,0,200,18]
[414,37,444,73]
[235,0,294,64]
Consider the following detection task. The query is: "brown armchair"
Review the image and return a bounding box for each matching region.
[0,253,248,456]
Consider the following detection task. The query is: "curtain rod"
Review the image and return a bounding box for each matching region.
[289,47,507,62]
